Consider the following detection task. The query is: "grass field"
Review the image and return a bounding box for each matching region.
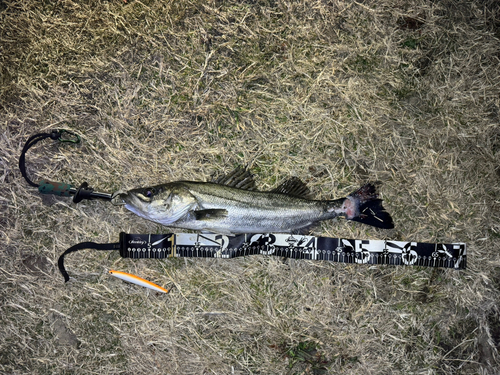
[1,0,500,373]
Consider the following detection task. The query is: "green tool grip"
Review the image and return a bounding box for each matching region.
[38,180,74,197]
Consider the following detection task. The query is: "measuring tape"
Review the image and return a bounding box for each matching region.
[58,232,467,281]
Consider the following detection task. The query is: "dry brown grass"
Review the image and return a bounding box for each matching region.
[1,0,500,373]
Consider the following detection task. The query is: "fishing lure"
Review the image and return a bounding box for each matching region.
[108,269,169,294]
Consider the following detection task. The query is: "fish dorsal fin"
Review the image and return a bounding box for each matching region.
[211,167,257,190]
[271,177,311,199]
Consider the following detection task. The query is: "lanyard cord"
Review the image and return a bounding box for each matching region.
[58,242,120,282]
[19,130,77,187]
[19,130,113,202]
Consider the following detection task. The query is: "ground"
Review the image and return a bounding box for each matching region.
[1,0,499,374]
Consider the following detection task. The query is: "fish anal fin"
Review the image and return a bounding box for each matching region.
[271,177,312,199]
[201,229,235,236]
[194,209,228,221]
[290,224,317,235]
[211,167,257,191]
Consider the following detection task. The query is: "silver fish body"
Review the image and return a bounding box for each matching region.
[113,169,394,234]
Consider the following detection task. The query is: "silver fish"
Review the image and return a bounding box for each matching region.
[112,168,394,234]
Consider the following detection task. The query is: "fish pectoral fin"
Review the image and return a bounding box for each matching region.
[193,209,228,221]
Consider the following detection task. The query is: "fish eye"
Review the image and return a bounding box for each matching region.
[145,188,156,197]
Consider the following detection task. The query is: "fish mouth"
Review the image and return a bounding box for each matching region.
[111,190,129,206]
[111,190,147,210]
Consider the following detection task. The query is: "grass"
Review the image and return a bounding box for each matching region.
[1,0,500,373]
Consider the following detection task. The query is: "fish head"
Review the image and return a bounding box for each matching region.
[112,184,168,218]
[111,183,196,225]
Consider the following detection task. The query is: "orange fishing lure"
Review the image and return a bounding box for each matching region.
[108,270,169,293]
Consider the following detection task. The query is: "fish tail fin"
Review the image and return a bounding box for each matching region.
[342,183,394,229]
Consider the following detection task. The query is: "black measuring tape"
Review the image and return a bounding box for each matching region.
[58,232,467,281]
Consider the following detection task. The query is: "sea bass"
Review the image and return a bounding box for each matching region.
[112,168,394,234]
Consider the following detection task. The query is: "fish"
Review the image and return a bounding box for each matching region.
[111,168,394,234]
[108,270,169,293]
